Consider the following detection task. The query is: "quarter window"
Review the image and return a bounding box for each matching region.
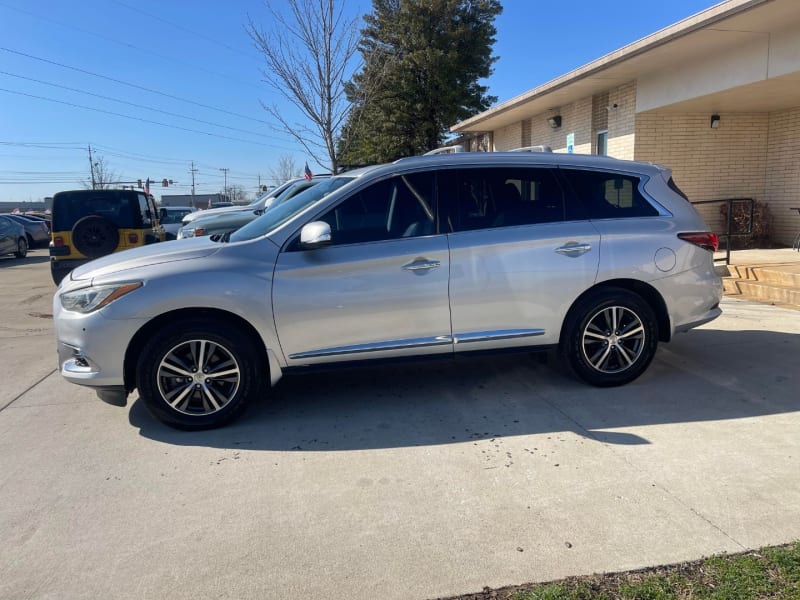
[561,169,659,219]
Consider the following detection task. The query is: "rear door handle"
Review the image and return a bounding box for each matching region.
[555,242,592,257]
[402,259,441,271]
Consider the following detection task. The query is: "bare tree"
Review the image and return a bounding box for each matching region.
[224,184,250,204]
[268,154,302,185]
[247,0,360,173]
[82,156,118,190]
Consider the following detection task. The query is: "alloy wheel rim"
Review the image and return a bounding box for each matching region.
[581,306,645,374]
[156,339,241,415]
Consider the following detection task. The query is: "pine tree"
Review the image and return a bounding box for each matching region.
[339,0,501,166]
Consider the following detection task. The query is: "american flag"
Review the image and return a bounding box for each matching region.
[304,162,312,181]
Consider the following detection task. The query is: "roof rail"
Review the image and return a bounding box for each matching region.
[423,145,465,155]
[509,145,553,153]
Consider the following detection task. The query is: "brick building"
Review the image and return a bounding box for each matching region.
[451,0,800,245]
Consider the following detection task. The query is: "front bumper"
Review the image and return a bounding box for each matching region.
[54,295,148,393]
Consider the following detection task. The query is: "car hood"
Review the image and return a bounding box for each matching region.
[69,238,221,282]
[183,204,255,223]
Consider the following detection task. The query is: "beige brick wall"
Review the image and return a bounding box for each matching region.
[607,82,637,160]
[634,112,769,234]
[494,97,593,153]
[493,121,523,151]
[765,107,800,245]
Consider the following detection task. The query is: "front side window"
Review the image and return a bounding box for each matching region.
[138,194,152,226]
[230,176,354,242]
[315,172,436,246]
[442,167,573,232]
[561,169,659,219]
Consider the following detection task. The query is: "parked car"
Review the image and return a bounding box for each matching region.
[158,206,196,239]
[0,215,28,258]
[181,177,328,225]
[177,209,260,240]
[6,214,51,248]
[53,152,722,430]
[177,178,326,239]
[49,189,166,285]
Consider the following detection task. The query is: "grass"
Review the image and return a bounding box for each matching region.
[438,542,800,600]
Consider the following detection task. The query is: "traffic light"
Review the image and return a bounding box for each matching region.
[137,179,142,188]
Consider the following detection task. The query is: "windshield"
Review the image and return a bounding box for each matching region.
[230,176,354,242]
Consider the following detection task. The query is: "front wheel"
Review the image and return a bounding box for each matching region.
[136,320,262,429]
[15,238,27,258]
[562,288,658,387]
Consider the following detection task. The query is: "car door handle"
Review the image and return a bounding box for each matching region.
[555,242,592,256]
[402,259,441,271]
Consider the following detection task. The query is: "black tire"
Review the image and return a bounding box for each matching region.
[136,320,262,430]
[14,237,27,259]
[71,215,120,258]
[561,288,658,387]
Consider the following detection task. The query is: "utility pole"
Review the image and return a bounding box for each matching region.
[88,144,96,189]
[189,161,198,208]
[219,167,229,200]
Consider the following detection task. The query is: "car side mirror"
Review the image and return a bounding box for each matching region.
[300,221,331,248]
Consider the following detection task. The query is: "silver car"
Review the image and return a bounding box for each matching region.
[53,153,722,429]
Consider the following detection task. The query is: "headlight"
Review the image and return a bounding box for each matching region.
[60,282,142,314]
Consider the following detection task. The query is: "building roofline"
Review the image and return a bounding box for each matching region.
[451,0,770,133]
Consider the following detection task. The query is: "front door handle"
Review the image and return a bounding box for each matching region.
[555,242,592,257]
[402,259,441,271]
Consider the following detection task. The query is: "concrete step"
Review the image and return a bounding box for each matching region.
[734,280,800,307]
[726,264,800,287]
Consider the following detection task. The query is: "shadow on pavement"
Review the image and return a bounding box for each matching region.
[130,328,800,451]
[0,254,50,268]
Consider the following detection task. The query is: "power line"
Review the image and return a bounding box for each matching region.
[112,0,261,61]
[0,46,273,126]
[1,69,278,139]
[0,86,296,149]
[0,1,264,91]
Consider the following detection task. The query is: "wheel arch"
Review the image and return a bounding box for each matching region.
[123,308,276,393]
[560,279,671,344]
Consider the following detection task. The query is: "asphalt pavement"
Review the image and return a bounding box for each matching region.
[1,250,799,600]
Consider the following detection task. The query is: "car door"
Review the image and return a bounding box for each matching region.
[272,171,453,365]
[0,217,12,254]
[442,166,600,349]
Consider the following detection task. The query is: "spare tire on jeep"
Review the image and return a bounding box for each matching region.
[71,215,120,258]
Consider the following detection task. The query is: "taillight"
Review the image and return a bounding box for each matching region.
[678,232,718,252]
[54,236,64,247]
[128,233,139,243]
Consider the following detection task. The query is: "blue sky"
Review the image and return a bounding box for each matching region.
[1,0,716,205]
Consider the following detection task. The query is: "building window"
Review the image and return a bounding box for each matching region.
[596,130,608,156]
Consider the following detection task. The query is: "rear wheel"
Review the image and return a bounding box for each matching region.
[14,238,27,258]
[562,288,658,387]
[136,320,261,430]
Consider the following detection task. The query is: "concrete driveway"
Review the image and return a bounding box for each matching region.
[1,252,799,600]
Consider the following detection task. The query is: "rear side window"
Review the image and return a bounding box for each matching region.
[52,191,140,230]
[561,169,659,219]
[441,167,581,232]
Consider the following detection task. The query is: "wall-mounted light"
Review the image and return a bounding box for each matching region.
[710,114,720,129]
[547,115,562,129]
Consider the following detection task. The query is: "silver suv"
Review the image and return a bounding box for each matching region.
[53,153,722,429]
